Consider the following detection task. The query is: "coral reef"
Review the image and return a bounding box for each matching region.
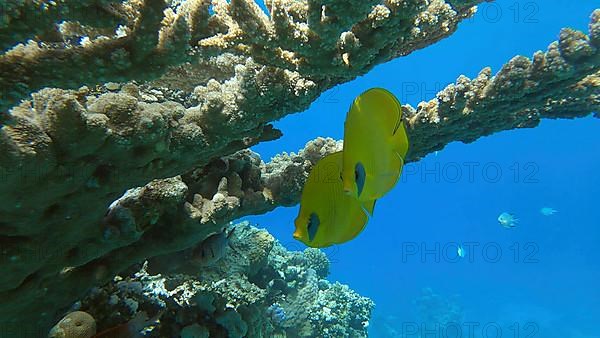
[1,0,189,112]
[0,0,481,112]
[369,288,463,337]
[404,22,600,160]
[0,0,597,335]
[53,222,373,337]
[414,288,463,329]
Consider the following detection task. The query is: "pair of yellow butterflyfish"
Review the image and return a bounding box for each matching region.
[293,88,410,248]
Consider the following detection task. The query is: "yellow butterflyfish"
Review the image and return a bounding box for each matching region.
[341,88,409,202]
[294,151,375,248]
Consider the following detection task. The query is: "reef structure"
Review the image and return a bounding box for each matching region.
[0,0,598,335]
[414,288,463,330]
[369,287,463,337]
[50,222,374,337]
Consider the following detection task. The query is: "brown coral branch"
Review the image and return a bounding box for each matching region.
[405,21,600,160]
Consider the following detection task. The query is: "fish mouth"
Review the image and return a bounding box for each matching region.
[292,230,301,240]
[341,177,354,196]
[343,187,356,197]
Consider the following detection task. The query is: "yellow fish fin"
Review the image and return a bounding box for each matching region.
[336,202,371,244]
[389,151,405,187]
[360,151,403,201]
[386,151,406,191]
[361,88,402,132]
[361,199,376,217]
[388,151,404,185]
[390,120,410,159]
[369,87,410,158]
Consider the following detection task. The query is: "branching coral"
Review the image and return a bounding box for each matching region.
[0,1,598,335]
[405,20,600,160]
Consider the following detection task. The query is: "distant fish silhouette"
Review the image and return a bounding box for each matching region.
[191,227,236,266]
[457,245,465,258]
[498,212,518,229]
[540,207,558,216]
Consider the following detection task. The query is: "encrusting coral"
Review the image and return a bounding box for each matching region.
[0,0,598,336]
[51,222,373,337]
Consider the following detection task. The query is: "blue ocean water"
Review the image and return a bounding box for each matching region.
[248,1,600,337]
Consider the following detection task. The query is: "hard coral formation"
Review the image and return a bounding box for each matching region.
[308,283,374,337]
[64,222,373,337]
[0,0,481,112]
[404,12,600,160]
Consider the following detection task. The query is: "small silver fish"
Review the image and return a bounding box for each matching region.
[457,245,465,258]
[498,212,518,229]
[540,207,558,216]
[191,227,236,266]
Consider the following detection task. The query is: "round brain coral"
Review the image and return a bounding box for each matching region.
[47,311,97,338]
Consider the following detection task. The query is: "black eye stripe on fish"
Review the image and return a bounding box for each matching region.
[307,213,320,241]
[355,162,366,197]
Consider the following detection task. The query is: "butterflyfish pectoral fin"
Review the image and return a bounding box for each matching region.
[361,199,377,217]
